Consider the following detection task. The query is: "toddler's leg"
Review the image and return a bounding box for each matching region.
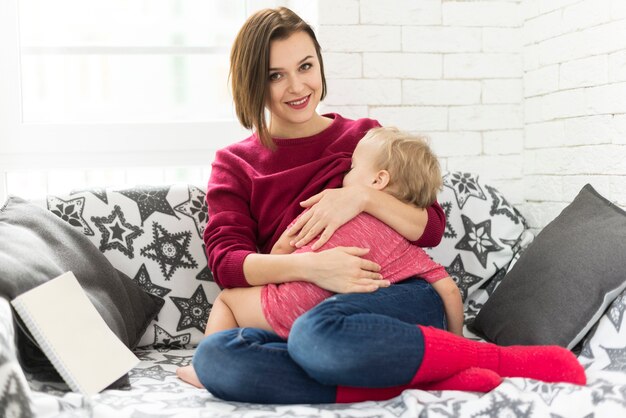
[204,291,239,336]
[177,287,273,388]
[219,286,274,331]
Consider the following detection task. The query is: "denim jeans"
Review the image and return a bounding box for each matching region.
[192,278,445,404]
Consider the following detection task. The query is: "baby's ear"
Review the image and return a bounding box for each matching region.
[372,170,390,190]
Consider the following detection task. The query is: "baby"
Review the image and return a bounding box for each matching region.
[177,126,464,387]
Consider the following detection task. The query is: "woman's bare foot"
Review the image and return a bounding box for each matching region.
[176,365,204,388]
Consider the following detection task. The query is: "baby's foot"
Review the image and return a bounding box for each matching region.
[176,365,204,388]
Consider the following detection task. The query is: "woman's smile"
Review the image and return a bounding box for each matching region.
[285,94,311,110]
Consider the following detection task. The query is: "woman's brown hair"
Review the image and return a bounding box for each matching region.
[229,7,327,149]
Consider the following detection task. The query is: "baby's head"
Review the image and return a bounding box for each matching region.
[343,127,442,208]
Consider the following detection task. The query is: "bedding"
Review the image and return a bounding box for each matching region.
[19,286,626,417]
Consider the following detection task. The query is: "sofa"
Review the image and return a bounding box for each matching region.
[1,172,626,418]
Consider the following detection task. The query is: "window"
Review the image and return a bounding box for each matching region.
[0,0,318,201]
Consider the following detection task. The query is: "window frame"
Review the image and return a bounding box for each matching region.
[0,0,250,201]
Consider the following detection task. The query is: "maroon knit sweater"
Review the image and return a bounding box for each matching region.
[203,113,445,288]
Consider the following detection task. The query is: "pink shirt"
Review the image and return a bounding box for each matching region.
[261,213,449,339]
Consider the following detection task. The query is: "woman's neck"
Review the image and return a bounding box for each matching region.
[269,113,333,140]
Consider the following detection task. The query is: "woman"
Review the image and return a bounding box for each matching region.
[191,7,585,404]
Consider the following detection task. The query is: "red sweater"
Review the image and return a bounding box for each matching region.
[203,113,445,288]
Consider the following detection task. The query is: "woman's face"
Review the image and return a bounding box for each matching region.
[266,31,323,137]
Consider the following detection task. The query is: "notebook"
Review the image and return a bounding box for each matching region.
[11,271,140,395]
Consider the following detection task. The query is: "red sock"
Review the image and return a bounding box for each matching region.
[414,368,502,392]
[335,385,406,403]
[411,326,586,386]
[335,368,501,403]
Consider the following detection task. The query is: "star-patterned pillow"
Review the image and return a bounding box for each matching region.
[578,287,626,372]
[0,298,33,417]
[424,172,529,307]
[47,184,220,348]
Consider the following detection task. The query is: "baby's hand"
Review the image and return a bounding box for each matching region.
[270,227,298,254]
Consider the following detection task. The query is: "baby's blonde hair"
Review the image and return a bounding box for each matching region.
[362,127,442,208]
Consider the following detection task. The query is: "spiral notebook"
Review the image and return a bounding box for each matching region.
[11,271,140,396]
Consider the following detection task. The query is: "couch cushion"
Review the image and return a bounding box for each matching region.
[0,298,33,417]
[425,172,529,307]
[47,185,221,348]
[472,184,626,349]
[0,196,162,385]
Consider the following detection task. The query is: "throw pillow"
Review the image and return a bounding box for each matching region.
[578,287,626,372]
[424,172,528,304]
[0,196,163,380]
[472,184,626,349]
[47,184,221,348]
[0,298,33,417]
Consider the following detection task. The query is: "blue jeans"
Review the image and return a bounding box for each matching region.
[192,278,445,404]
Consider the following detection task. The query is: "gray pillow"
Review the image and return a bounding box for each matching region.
[472,184,626,349]
[0,197,163,384]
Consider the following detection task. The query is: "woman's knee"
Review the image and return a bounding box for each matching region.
[192,330,248,401]
[288,299,359,384]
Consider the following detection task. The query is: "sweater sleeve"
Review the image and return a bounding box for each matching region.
[203,153,256,289]
[413,200,446,248]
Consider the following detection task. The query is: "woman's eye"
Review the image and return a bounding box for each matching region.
[269,73,282,81]
[300,63,312,71]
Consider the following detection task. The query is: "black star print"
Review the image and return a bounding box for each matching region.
[444,172,486,209]
[134,350,157,362]
[455,215,503,268]
[140,222,198,281]
[601,345,626,372]
[170,285,212,332]
[484,265,507,296]
[590,381,616,406]
[155,354,192,368]
[110,222,124,240]
[464,299,482,327]
[607,292,626,332]
[97,394,141,409]
[91,205,143,258]
[174,185,209,239]
[71,187,108,204]
[0,373,31,418]
[162,396,212,409]
[128,365,172,382]
[47,195,94,236]
[441,201,457,239]
[196,265,214,282]
[149,324,190,352]
[446,254,485,300]
[475,392,533,418]
[118,185,178,225]
[486,185,520,224]
[132,264,171,299]
[579,339,595,360]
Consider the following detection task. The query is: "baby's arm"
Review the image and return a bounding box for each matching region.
[431,277,464,336]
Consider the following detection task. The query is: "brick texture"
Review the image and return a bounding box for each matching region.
[316,0,626,230]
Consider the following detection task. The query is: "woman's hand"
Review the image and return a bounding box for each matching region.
[303,246,389,293]
[287,186,369,250]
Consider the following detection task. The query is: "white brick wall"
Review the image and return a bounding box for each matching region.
[316,0,626,229]
[522,0,626,230]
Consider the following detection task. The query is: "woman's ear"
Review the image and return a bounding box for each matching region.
[372,170,390,190]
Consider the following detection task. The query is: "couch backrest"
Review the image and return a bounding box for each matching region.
[45,172,530,348]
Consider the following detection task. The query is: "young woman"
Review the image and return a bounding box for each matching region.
[191,7,586,404]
